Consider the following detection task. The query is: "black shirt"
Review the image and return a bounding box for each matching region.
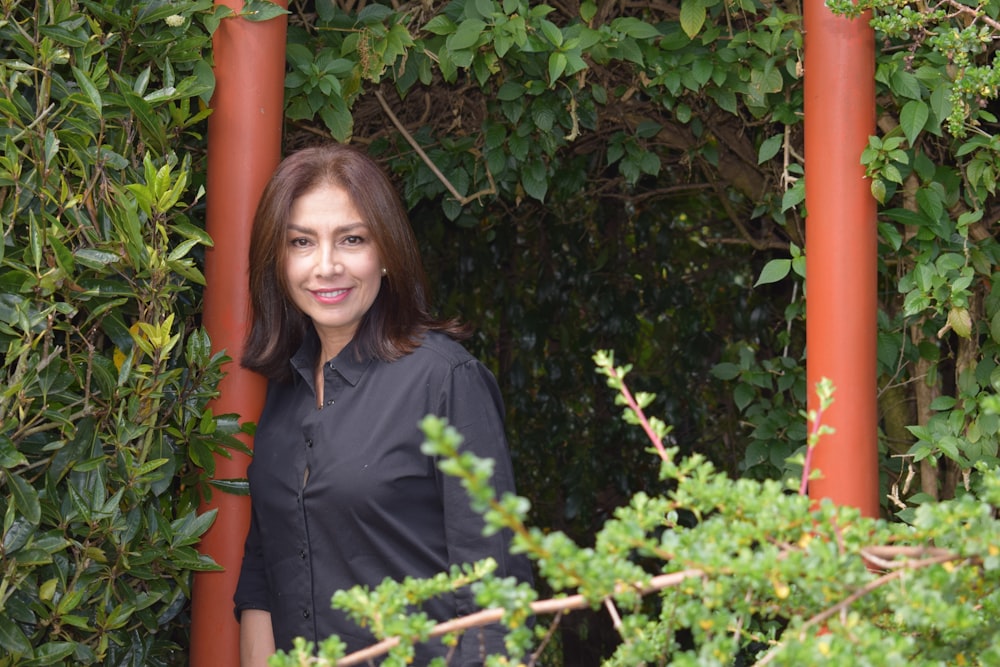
[234,330,532,664]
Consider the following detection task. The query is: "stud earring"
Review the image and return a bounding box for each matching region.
[381,267,387,276]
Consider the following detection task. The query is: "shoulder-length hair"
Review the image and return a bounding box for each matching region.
[241,143,467,381]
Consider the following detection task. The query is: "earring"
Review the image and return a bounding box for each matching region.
[381,267,387,276]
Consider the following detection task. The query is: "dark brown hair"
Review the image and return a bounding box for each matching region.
[241,144,467,381]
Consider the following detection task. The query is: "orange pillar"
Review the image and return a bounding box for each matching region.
[803,0,880,517]
[190,2,287,665]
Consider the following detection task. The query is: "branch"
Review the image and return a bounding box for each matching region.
[753,551,965,666]
[337,569,705,666]
[601,362,669,460]
[941,0,1000,31]
[373,89,496,206]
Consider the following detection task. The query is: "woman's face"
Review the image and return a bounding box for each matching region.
[284,183,383,359]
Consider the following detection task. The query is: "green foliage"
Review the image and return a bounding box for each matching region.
[287,0,803,217]
[271,356,1000,665]
[0,1,245,663]
[275,0,999,655]
[840,0,1000,514]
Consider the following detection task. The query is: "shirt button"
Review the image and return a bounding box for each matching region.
[326,399,334,406]
[302,609,311,619]
[306,439,313,448]
[299,549,307,560]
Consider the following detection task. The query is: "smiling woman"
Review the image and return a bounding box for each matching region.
[240,144,455,379]
[234,144,534,667]
[284,185,383,365]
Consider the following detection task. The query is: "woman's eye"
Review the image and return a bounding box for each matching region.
[289,237,310,247]
[344,235,364,245]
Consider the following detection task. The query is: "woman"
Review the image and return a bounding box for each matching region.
[233,144,532,666]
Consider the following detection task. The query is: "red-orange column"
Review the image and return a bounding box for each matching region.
[803,0,880,517]
[190,2,287,665]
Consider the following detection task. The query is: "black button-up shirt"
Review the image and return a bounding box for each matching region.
[234,330,532,664]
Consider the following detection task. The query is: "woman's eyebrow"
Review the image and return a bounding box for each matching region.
[286,222,367,234]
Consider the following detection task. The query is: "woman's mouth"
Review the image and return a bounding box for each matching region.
[312,288,349,302]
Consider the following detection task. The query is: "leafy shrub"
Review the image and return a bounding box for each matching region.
[0,1,245,663]
[272,353,1000,666]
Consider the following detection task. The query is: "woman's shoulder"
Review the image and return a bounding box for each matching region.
[407,330,477,369]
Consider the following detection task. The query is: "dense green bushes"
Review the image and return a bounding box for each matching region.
[2,0,999,663]
[0,1,242,663]
[271,357,1000,666]
[280,0,1000,523]
[275,0,1000,662]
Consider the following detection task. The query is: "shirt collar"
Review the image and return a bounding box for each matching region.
[290,328,374,388]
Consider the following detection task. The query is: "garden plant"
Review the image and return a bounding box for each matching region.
[2,0,1000,664]
[269,354,1000,666]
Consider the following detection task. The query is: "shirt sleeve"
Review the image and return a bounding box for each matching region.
[233,503,271,621]
[436,359,534,666]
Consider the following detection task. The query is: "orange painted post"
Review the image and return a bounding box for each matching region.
[803,0,880,517]
[190,2,287,665]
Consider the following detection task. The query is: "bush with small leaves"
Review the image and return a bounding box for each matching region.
[270,352,1000,666]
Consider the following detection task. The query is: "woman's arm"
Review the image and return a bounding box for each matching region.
[240,609,276,667]
[438,359,535,665]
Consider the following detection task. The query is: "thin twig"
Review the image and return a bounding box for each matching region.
[526,609,563,667]
[604,598,625,636]
[941,0,1000,30]
[753,552,963,666]
[602,363,668,460]
[799,399,828,496]
[337,569,704,666]
[373,89,496,206]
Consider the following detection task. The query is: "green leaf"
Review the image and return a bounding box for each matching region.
[734,382,755,411]
[990,311,1000,344]
[900,99,928,145]
[540,20,563,47]
[758,134,783,163]
[0,435,27,468]
[240,0,290,21]
[782,179,806,210]
[121,91,167,150]
[890,69,922,100]
[692,58,713,86]
[357,4,393,24]
[423,15,456,36]
[0,615,32,656]
[708,87,737,115]
[43,128,60,169]
[8,473,41,525]
[548,52,567,83]
[929,396,957,411]
[38,24,88,47]
[611,17,662,40]
[209,478,251,496]
[521,159,548,202]
[755,259,791,287]
[711,362,740,381]
[948,306,973,339]
[870,178,887,203]
[72,65,103,113]
[497,81,524,101]
[473,0,495,19]
[3,517,34,554]
[319,99,353,142]
[448,19,486,50]
[916,186,943,222]
[679,0,706,39]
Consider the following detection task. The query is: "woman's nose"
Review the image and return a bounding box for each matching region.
[317,245,343,276]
